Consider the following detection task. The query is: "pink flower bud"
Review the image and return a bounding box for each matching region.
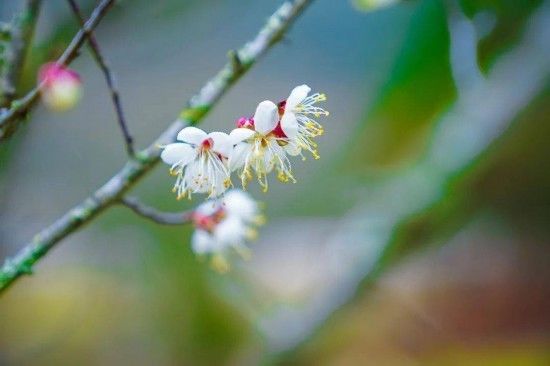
[38,63,82,112]
[236,116,254,129]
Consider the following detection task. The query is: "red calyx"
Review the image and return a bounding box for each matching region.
[192,208,226,231]
[201,137,214,150]
[277,100,286,117]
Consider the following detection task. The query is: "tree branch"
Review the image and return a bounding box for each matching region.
[0,0,313,294]
[120,197,192,225]
[66,0,134,156]
[0,0,42,108]
[0,0,115,142]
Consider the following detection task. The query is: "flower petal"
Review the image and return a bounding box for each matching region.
[214,216,247,246]
[283,140,301,156]
[286,84,311,110]
[253,100,279,135]
[229,128,255,145]
[207,131,231,157]
[229,143,251,171]
[192,230,217,254]
[195,200,221,216]
[177,126,208,145]
[210,169,230,197]
[280,111,298,139]
[261,147,275,173]
[160,143,196,165]
[184,161,209,193]
[223,190,258,220]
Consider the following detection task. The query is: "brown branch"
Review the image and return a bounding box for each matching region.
[66,0,134,156]
[120,197,192,225]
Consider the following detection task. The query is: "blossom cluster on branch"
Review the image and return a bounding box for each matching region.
[160,84,329,269]
[161,84,328,197]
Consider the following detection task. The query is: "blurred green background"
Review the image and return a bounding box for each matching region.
[0,0,549,365]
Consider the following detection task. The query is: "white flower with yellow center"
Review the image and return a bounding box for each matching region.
[190,189,263,272]
[161,127,231,199]
[279,84,328,160]
[229,101,296,191]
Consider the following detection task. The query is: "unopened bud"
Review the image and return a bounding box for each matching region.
[38,62,82,112]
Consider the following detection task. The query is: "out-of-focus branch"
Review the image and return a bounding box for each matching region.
[0,0,313,294]
[0,0,42,108]
[120,197,192,225]
[66,0,134,156]
[0,0,115,142]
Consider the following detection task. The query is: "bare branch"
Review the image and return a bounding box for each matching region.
[120,197,192,225]
[0,0,42,108]
[66,0,134,156]
[228,50,243,73]
[0,0,313,294]
[0,0,116,141]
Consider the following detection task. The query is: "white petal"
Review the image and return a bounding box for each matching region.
[223,190,258,220]
[195,199,222,216]
[210,169,230,197]
[253,100,279,135]
[283,140,301,156]
[160,143,197,165]
[208,131,231,157]
[229,143,251,171]
[192,230,217,254]
[286,84,311,110]
[184,159,228,196]
[261,147,275,173]
[184,161,209,193]
[214,216,247,246]
[177,126,208,145]
[280,111,298,139]
[229,128,255,145]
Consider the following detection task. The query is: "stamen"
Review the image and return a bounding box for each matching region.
[211,254,230,273]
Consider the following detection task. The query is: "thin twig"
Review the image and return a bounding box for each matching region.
[0,0,115,141]
[66,0,134,156]
[0,0,42,108]
[0,0,313,294]
[120,197,192,225]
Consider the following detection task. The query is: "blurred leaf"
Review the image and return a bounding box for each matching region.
[459,0,543,71]
[347,0,456,167]
[352,0,403,12]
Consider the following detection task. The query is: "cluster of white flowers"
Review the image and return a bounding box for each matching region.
[161,85,328,197]
[160,85,328,269]
[190,189,264,272]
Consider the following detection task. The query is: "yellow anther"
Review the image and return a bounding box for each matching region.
[254,215,267,226]
[235,245,252,260]
[245,228,258,242]
[211,255,230,273]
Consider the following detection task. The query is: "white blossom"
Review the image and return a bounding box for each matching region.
[190,189,263,272]
[229,101,296,191]
[279,84,328,159]
[228,85,328,191]
[222,189,264,225]
[161,127,231,199]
